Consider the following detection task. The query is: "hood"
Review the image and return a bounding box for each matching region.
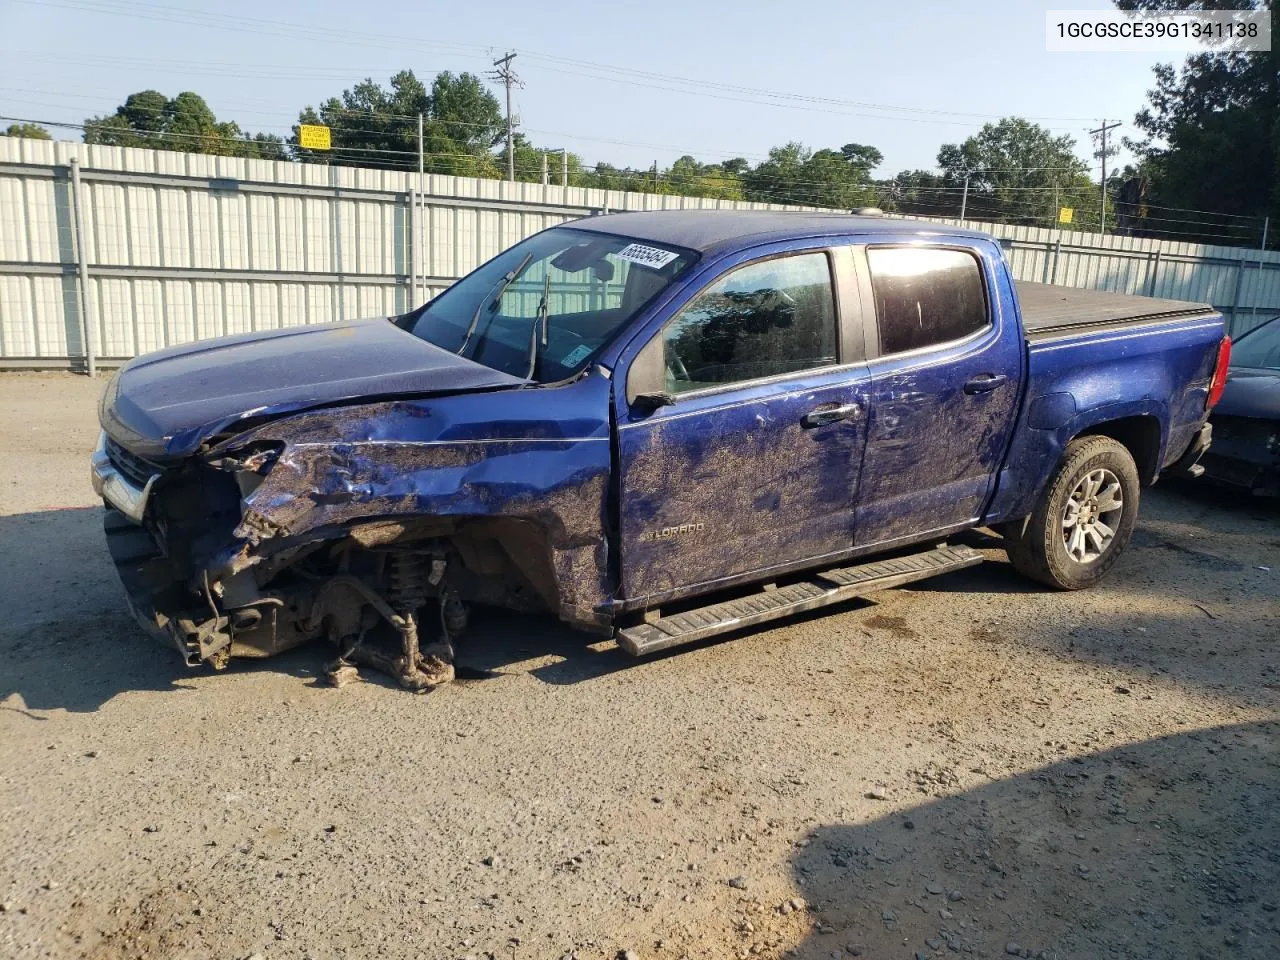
[1215,366,1280,420]
[101,317,526,458]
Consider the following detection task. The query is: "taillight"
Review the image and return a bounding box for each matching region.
[1207,335,1231,410]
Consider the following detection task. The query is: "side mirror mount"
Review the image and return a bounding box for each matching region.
[626,333,667,407]
[632,391,676,414]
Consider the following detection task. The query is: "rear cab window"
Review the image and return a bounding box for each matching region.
[866,246,990,355]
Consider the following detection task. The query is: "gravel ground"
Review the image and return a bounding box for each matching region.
[1,372,1277,960]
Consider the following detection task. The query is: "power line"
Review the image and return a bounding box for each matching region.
[5,0,1101,129]
[0,86,1141,176]
[2,112,1265,235]
[512,50,1099,123]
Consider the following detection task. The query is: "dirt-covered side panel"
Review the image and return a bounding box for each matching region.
[616,368,873,604]
[220,382,615,626]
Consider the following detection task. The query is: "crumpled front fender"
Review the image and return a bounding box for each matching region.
[217,385,615,625]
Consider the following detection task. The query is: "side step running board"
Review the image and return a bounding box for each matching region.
[616,544,982,656]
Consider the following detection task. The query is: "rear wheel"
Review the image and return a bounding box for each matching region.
[1006,435,1140,590]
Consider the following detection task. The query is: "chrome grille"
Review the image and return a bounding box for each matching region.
[105,436,164,488]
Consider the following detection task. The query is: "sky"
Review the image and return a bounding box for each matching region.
[0,0,1182,177]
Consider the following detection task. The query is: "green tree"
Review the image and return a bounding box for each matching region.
[498,132,555,183]
[1116,0,1275,244]
[84,90,278,158]
[294,69,503,175]
[579,161,648,193]
[936,118,1096,226]
[3,123,51,139]
[744,142,809,203]
[884,169,948,215]
[662,155,746,199]
[743,141,881,207]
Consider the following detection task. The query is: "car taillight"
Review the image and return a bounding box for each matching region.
[1207,335,1231,409]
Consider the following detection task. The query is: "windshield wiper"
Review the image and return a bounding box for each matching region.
[457,252,534,358]
[524,270,551,380]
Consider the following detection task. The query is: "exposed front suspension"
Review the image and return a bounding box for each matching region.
[317,550,464,692]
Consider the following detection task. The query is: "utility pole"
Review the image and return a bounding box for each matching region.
[1089,120,1121,236]
[546,147,568,186]
[490,52,520,182]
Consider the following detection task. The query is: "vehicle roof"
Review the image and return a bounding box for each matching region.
[566,209,995,256]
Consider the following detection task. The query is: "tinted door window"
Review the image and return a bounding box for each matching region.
[867,247,988,355]
[662,252,837,394]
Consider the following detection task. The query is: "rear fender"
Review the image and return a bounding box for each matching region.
[984,398,1168,525]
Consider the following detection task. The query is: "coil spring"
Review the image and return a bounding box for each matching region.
[387,551,426,613]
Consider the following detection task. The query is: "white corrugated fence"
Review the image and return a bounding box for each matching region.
[1,134,1276,370]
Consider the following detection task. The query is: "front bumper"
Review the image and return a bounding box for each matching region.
[1200,415,1280,496]
[90,432,157,524]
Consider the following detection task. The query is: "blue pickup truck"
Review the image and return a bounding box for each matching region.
[91,212,1230,688]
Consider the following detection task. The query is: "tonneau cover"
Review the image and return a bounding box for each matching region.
[1016,281,1216,338]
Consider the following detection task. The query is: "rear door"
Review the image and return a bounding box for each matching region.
[616,244,871,604]
[854,241,1022,546]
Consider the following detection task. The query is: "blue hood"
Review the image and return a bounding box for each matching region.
[101,317,526,458]
[1216,366,1280,420]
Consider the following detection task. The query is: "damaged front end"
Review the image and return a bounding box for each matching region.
[95,432,470,689]
[92,388,613,691]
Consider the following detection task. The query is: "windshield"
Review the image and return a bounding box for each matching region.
[405,226,697,382]
[1232,316,1280,370]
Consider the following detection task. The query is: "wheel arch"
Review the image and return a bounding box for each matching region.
[1074,413,1163,485]
[986,403,1166,533]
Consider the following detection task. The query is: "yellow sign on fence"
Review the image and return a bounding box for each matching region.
[299,124,331,151]
[1058,207,1074,224]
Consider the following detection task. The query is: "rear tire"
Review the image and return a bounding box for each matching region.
[1006,435,1140,590]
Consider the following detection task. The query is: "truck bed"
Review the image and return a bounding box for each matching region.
[1016,281,1217,341]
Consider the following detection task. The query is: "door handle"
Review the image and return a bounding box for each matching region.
[964,373,1009,394]
[801,402,860,428]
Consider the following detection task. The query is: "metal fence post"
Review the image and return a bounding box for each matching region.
[408,185,419,307]
[1258,218,1269,294]
[1145,249,1162,297]
[1049,237,1061,286]
[69,157,97,378]
[1229,257,1247,335]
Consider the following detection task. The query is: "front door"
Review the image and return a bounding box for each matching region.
[854,243,1022,546]
[617,248,871,603]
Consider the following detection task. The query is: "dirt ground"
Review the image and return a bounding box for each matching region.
[0,372,1277,960]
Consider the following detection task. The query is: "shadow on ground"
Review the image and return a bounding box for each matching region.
[787,721,1280,960]
[2,484,1276,711]
[0,508,320,713]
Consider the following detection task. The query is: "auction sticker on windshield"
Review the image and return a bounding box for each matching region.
[561,344,594,367]
[617,243,680,270]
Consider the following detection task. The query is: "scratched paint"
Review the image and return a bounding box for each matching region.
[218,379,616,626]
[617,371,871,602]
[92,216,1226,677]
